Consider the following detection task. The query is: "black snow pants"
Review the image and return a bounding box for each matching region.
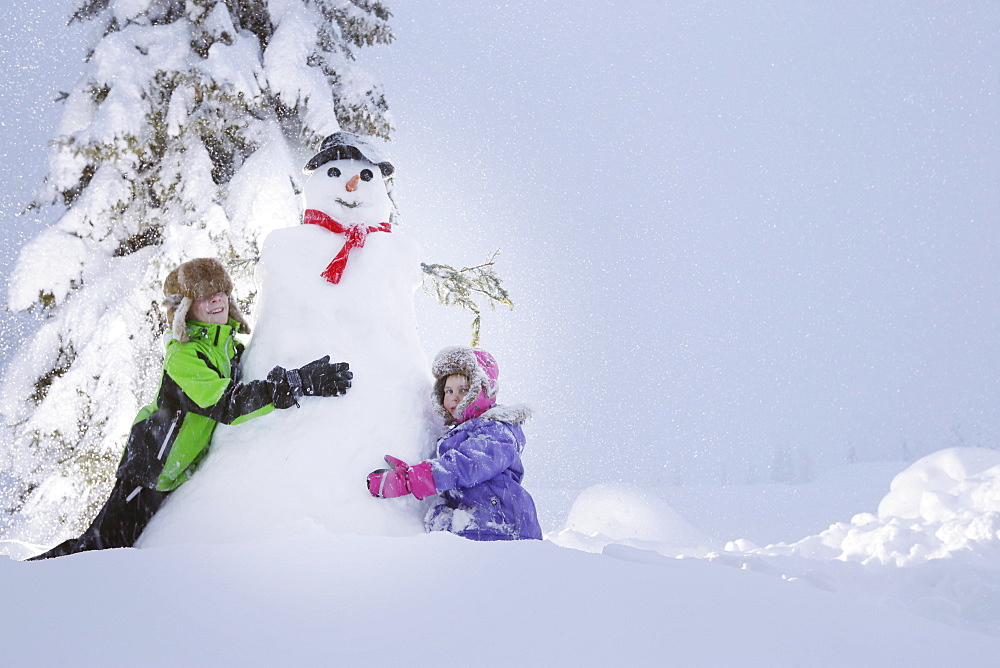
[28,478,170,560]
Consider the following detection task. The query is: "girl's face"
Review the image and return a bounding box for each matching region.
[443,374,471,420]
[189,291,229,325]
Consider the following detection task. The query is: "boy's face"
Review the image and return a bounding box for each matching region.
[189,292,229,325]
[443,374,471,420]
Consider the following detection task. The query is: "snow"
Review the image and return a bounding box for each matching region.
[223,135,303,243]
[6,230,86,311]
[7,452,1000,664]
[264,5,339,132]
[553,483,713,555]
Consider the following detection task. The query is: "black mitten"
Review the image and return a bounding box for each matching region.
[297,356,352,397]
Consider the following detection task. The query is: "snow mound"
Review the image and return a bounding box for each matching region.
[772,447,1000,566]
[550,483,712,556]
[877,447,1000,523]
[544,451,1000,636]
[711,448,1000,636]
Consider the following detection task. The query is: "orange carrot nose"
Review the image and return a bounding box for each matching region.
[345,175,360,192]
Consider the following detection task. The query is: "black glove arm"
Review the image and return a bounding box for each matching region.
[271,357,352,402]
[162,372,286,424]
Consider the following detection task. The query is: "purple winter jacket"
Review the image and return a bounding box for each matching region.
[425,404,542,541]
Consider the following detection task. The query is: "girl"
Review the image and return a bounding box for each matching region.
[367,346,542,541]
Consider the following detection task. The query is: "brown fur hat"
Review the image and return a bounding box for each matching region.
[162,258,250,342]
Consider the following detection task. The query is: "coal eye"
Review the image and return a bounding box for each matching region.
[360,169,374,182]
[327,167,341,178]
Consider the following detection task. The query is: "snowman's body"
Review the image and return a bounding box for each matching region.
[141,151,438,545]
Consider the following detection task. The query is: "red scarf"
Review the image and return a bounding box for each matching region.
[302,209,392,284]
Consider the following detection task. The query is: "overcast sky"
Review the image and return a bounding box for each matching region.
[372,1,1000,483]
[2,1,998,489]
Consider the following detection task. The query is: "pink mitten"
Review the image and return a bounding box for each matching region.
[367,455,437,500]
[407,461,436,500]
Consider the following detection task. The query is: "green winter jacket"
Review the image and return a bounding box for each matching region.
[116,318,282,492]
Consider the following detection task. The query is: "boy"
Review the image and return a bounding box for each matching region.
[31,258,351,559]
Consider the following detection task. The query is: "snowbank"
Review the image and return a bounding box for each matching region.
[542,450,1000,638]
[7,449,1000,663]
[6,527,999,666]
[714,448,1000,636]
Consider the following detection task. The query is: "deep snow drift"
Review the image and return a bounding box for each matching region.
[5,448,1000,666]
[550,447,1000,639]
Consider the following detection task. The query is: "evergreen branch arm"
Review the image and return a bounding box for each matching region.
[421,250,513,346]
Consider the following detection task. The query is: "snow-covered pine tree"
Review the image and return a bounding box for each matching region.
[0,0,394,544]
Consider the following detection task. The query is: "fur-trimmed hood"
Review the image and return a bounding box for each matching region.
[477,404,532,425]
[433,346,525,424]
[162,258,250,342]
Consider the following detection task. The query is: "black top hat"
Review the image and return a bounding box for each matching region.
[303,132,395,177]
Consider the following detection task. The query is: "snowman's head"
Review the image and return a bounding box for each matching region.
[302,132,396,226]
[302,156,394,226]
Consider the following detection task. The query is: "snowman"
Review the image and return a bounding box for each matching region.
[141,133,439,545]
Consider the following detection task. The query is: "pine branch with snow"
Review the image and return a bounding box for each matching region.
[421,251,514,347]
